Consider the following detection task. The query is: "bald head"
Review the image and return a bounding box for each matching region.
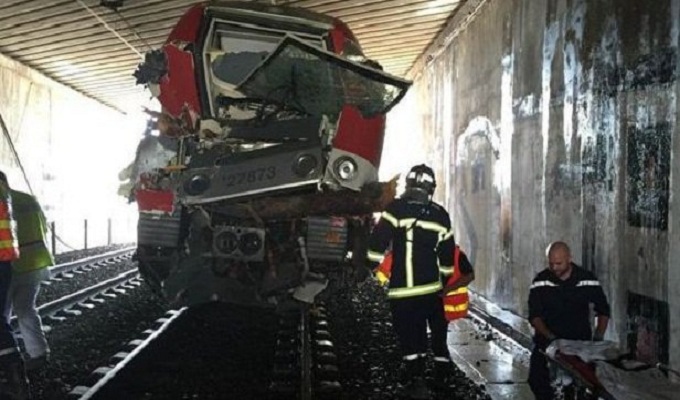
[546,241,571,258]
[546,241,573,280]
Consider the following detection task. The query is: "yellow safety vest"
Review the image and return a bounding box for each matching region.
[10,190,54,272]
[0,182,19,261]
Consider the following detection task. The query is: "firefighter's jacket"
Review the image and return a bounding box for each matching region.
[367,198,455,299]
[0,181,19,262]
[10,190,54,273]
[443,246,473,320]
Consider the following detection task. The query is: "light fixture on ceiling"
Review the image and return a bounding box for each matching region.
[100,0,124,11]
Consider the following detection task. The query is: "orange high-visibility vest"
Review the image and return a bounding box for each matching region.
[443,246,469,321]
[0,182,20,262]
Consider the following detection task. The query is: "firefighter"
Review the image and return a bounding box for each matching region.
[367,164,456,399]
[3,189,54,370]
[0,172,31,400]
[528,241,610,400]
[374,244,475,392]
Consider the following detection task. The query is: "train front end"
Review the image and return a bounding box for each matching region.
[127,1,410,307]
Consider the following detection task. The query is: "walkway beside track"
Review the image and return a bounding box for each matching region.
[447,293,535,399]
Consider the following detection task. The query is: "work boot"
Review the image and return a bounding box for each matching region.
[432,360,455,391]
[402,376,430,399]
[0,357,31,400]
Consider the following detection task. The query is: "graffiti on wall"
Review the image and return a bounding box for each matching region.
[626,122,670,230]
[583,134,615,191]
[593,47,677,96]
[626,291,669,365]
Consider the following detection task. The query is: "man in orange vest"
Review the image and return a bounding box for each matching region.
[0,171,31,400]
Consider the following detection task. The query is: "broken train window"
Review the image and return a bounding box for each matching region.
[203,21,323,113]
[237,36,410,120]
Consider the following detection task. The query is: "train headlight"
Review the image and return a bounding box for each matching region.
[184,174,211,195]
[293,154,318,177]
[334,157,357,181]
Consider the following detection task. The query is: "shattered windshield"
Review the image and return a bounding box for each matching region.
[210,28,281,85]
[207,23,321,92]
[237,36,411,118]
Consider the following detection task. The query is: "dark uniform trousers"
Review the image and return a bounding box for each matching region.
[390,293,450,375]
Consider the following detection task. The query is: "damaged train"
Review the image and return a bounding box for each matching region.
[123,1,410,307]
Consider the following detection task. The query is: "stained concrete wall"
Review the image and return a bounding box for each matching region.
[0,52,141,252]
[384,0,680,369]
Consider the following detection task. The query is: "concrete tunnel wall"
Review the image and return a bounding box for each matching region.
[383,0,680,369]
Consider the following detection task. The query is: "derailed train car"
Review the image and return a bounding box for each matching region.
[127,1,410,307]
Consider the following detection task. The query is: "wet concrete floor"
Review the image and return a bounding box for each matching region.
[447,317,534,399]
[448,292,534,400]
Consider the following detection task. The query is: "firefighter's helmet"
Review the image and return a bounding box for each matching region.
[405,164,436,196]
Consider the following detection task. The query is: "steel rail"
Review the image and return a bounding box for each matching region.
[300,303,312,400]
[72,308,188,400]
[49,247,135,278]
[36,269,140,319]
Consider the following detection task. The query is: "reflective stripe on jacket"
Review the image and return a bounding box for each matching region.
[443,246,469,321]
[0,182,19,261]
[367,198,455,299]
[11,190,54,272]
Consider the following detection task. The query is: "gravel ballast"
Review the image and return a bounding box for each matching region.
[19,246,492,400]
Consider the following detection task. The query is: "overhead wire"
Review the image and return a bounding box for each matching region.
[74,0,144,59]
[111,8,153,52]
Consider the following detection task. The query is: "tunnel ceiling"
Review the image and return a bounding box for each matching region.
[0,0,482,114]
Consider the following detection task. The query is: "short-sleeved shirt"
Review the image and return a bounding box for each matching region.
[528,264,610,345]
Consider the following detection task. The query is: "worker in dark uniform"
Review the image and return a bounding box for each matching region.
[367,164,456,399]
[527,241,610,400]
[0,171,31,400]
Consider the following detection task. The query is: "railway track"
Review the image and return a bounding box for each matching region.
[10,247,138,327]
[270,302,342,400]
[58,258,344,400]
[48,247,135,281]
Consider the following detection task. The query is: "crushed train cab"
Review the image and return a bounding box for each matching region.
[124,1,410,307]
